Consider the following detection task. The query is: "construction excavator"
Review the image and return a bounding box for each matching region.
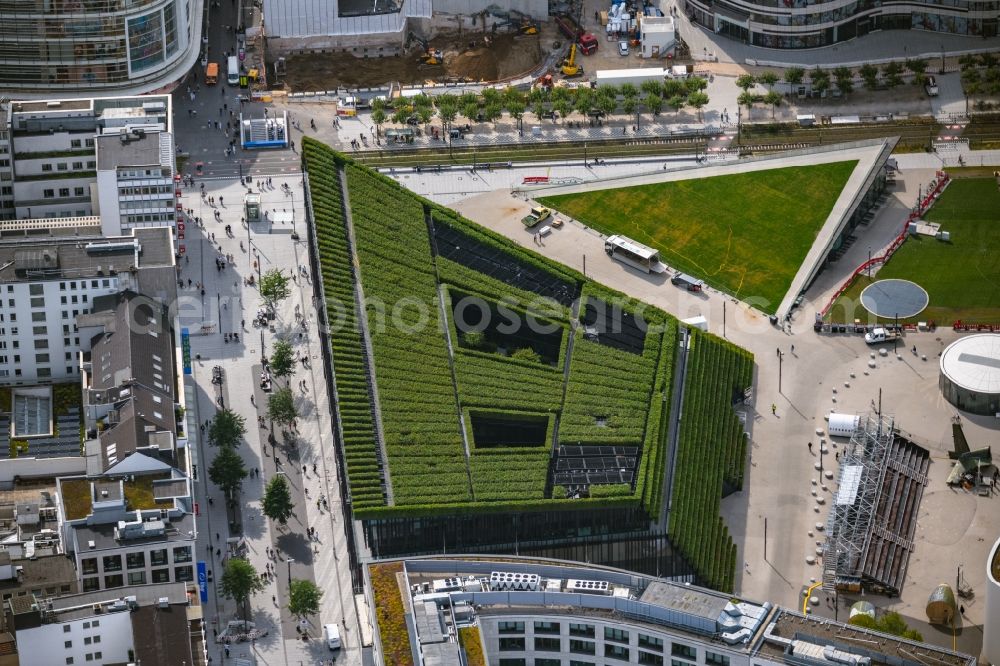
[560,43,582,78]
[407,31,444,66]
[510,10,539,35]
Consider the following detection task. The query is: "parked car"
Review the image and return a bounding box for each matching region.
[924,75,939,96]
[618,40,629,56]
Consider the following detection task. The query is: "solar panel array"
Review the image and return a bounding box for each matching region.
[434,221,580,307]
[580,299,648,355]
[0,407,84,459]
[553,445,639,487]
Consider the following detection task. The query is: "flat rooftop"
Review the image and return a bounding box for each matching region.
[71,511,194,552]
[0,227,173,284]
[130,602,194,666]
[753,610,975,666]
[46,581,188,622]
[95,132,167,171]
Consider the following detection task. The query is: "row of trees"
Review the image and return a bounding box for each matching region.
[960,53,1000,99]
[214,265,320,625]
[733,59,932,118]
[369,78,713,131]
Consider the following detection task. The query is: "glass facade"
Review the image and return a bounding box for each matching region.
[0,0,195,90]
[683,0,998,48]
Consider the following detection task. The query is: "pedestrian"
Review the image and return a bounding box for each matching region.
[776,347,780,357]
[835,452,840,462]
[791,344,795,354]
[313,463,318,474]
[771,403,777,415]
[960,605,965,615]
[807,441,813,453]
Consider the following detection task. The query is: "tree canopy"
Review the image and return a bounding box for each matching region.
[209,445,248,498]
[262,474,295,525]
[259,269,291,308]
[208,409,247,448]
[267,387,298,426]
[288,579,324,620]
[220,558,265,620]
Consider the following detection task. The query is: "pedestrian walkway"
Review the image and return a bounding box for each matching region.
[178,173,363,666]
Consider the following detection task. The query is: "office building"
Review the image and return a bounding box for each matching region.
[370,556,978,666]
[0,226,175,385]
[0,0,203,95]
[1,95,173,222]
[683,0,998,48]
[9,581,200,666]
[56,457,195,593]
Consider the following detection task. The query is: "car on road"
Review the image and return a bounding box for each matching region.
[324,623,342,650]
[924,75,939,96]
[618,40,629,56]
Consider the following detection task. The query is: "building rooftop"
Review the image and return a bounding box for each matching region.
[8,96,171,134]
[0,554,77,596]
[43,581,188,622]
[752,609,975,666]
[940,334,1000,394]
[59,472,176,522]
[0,228,173,284]
[71,511,194,552]
[95,130,169,171]
[130,602,196,666]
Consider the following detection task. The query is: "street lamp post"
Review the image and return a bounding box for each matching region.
[287,557,294,592]
[778,350,784,394]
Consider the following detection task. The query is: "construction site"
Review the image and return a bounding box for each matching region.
[276,21,552,91]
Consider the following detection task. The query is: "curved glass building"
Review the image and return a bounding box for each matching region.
[0,0,200,93]
[683,0,999,48]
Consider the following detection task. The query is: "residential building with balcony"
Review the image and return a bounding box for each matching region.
[2,95,172,221]
[0,0,203,96]
[682,0,998,48]
[370,556,978,666]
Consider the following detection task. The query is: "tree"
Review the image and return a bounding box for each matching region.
[461,101,479,125]
[882,61,904,88]
[267,386,298,426]
[735,73,757,92]
[835,73,854,97]
[209,445,248,498]
[220,558,265,620]
[848,611,923,642]
[391,107,410,125]
[511,347,541,363]
[370,108,387,135]
[643,93,663,116]
[757,70,779,90]
[687,91,709,121]
[640,80,662,98]
[208,408,247,448]
[619,82,638,99]
[783,67,805,86]
[269,339,295,380]
[573,88,593,118]
[482,102,502,126]
[622,96,638,119]
[553,97,573,123]
[258,268,291,309]
[685,76,708,94]
[809,67,830,95]
[262,474,295,525]
[506,99,526,131]
[859,63,879,90]
[531,102,546,123]
[667,95,685,114]
[288,579,324,621]
[738,91,757,118]
[763,90,783,119]
[905,58,928,85]
[416,106,434,125]
[459,91,479,108]
[481,87,501,107]
[597,93,617,119]
[435,94,458,128]
[662,79,687,99]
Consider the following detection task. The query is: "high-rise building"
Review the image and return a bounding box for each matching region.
[682,0,998,48]
[0,0,202,94]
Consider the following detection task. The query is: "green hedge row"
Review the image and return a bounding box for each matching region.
[668,328,753,592]
[345,165,470,505]
[302,143,385,509]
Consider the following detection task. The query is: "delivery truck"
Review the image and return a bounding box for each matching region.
[205,61,219,85]
[555,14,598,54]
[593,67,665,88]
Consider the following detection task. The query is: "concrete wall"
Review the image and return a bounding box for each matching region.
[432,0,548,21]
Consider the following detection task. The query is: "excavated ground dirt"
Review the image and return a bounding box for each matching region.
[279,27,553,91]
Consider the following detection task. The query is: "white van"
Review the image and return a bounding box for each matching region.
[324,623,342,650]
[227,56,239,85]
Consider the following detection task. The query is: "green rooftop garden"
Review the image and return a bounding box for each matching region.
[538,161,858,314]
[305,139,756,590]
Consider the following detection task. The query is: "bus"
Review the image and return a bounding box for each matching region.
[604,235,667,274]
[227,56,239,85]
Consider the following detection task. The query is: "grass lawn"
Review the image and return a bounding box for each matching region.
[538,161,858,313]
[829,178,1000,324]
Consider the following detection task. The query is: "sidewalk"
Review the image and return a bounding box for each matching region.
[179,174,363,666]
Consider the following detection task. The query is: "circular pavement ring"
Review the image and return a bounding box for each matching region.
[860,279,930,319]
